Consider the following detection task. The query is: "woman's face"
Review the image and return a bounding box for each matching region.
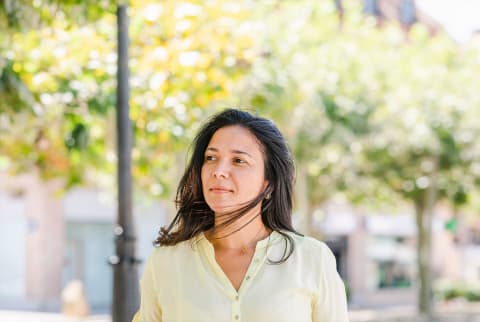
[201,125,268,215]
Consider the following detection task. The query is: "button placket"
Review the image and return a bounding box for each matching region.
[242,250,265,290]
[232,297,241,322]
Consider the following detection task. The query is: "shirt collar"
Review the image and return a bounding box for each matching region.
[193,230,283,251]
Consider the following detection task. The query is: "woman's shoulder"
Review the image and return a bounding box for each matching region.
[279,230,328,247]
[280,231,335,261]
[146,237,197,265]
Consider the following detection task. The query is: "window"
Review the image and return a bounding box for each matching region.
[378,261,412,288]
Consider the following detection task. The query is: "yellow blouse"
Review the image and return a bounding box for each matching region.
[133,231,349,322]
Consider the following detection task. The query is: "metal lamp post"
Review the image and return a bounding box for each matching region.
[110,4,140,322]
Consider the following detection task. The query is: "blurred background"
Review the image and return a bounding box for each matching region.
[1,0,480,321]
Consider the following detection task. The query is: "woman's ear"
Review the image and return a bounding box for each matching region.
[263,182,272,199]
[262,180,269,192]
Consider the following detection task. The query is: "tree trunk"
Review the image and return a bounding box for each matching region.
[414,173,437,316]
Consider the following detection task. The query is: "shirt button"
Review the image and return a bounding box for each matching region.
[235,295,239,300]
[245,275,250,280]
[235,315,239,320]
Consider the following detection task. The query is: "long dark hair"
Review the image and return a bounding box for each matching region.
[155,108,300,263]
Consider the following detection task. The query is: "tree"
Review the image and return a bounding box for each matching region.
[237,0,384,233]
[0,0,258,197]
[355,29,480,314]
[237,0,480,315]
[0,0,116,185]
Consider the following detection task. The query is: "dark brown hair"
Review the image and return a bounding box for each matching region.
[154,108,300,263]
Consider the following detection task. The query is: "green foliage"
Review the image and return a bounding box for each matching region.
[436,281,480,302]
[0,0,258,196]
[0,0,116,30]
[0,59,36,113]
[239,0,480,211]
[2,0,480,212]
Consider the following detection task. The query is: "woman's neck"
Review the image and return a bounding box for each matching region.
[206,208,271,251]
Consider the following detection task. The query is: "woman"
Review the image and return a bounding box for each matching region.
[133,109,349,322]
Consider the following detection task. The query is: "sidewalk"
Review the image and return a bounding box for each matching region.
[1,303,480,322]
[349,302,480,322]
[0,310,110,322]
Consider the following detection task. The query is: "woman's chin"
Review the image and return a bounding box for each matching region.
[210,204,238,216]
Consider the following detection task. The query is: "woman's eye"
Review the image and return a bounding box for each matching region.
[234,158,246,164]
[205,155,216,162]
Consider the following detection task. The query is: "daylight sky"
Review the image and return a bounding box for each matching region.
[417,0,480,43]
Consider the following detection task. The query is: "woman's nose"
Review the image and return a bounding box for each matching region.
[213,162,229,178]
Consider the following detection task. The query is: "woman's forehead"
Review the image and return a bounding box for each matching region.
[207,125,264,156]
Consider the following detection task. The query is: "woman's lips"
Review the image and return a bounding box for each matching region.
[210,186,233,193]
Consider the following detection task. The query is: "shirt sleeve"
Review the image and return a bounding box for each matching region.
[132,251,163,322]
[312,242,349,322]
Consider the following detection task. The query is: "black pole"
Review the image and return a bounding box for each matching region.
[111,4,140,322]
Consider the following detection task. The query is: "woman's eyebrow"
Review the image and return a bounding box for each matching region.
[205,147,252,158]
[231,149,252,158]
[205,147,218,152]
